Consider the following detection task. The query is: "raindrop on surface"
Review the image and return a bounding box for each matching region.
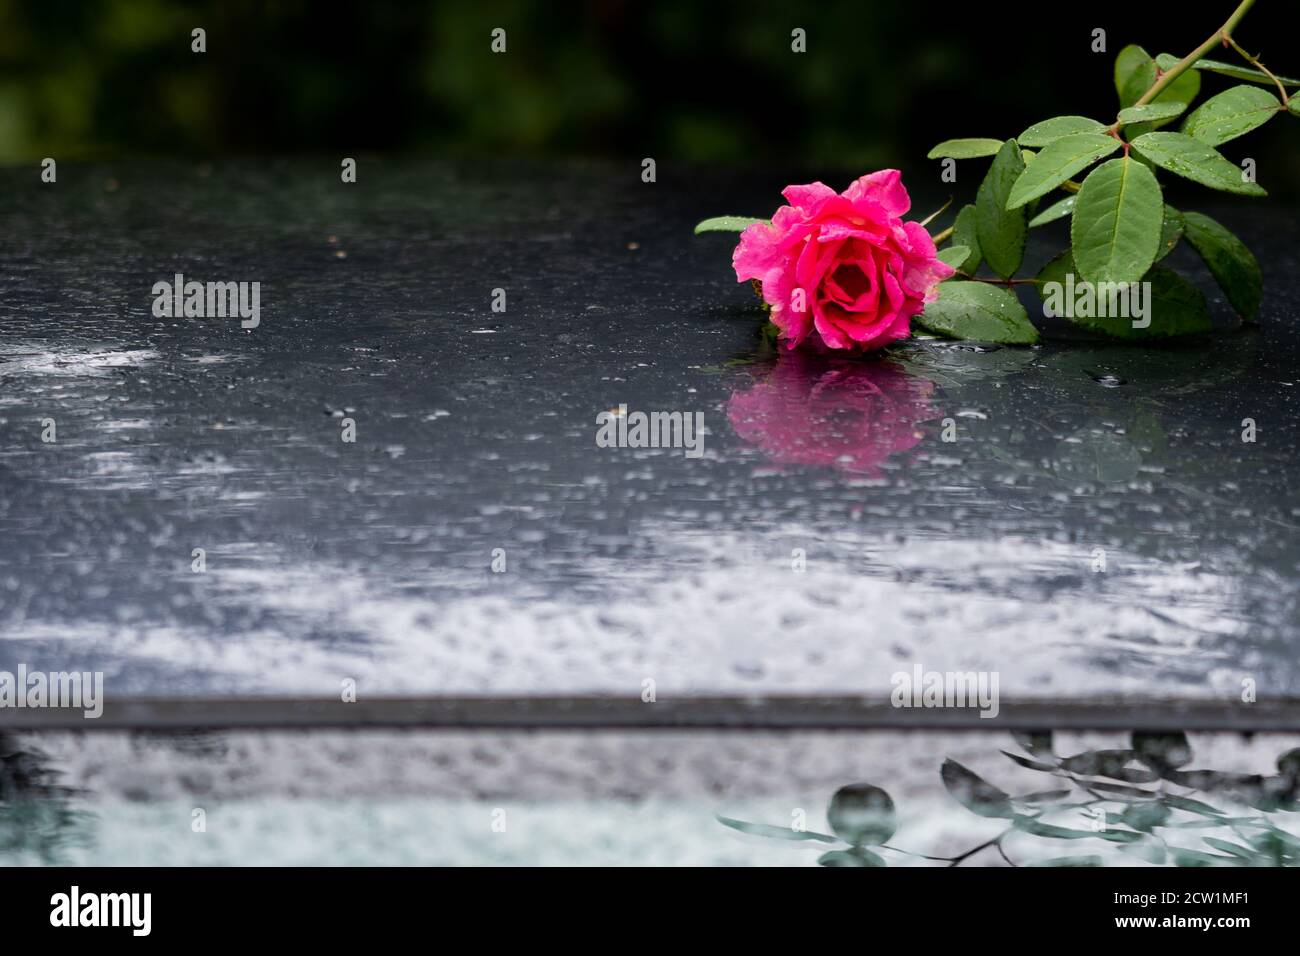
[732,661,766,681]
[1087,371,1126,387]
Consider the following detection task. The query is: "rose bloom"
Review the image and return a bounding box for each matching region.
[727,351,938,476]
[732,171,953,352]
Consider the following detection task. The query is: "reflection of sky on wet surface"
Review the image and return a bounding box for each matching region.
[1,161,1298,703]
[6,728,1299,865]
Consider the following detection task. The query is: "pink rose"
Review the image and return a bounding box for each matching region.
[732,171,953,352]
[726,351,938,476]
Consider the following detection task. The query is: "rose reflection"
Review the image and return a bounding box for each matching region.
[726,351,939,475]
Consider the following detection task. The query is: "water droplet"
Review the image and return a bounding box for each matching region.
[1087,371,1125,387]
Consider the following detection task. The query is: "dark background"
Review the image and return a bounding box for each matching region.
[1,0,1297,194]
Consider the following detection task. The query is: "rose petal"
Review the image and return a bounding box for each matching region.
[844,169,910,218]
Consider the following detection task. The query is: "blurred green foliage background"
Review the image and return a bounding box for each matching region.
[2,0,1297,193]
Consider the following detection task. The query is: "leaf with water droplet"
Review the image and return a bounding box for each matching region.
[927,138,1004,159]
[1194,58,1300,88]
[936,245,971,269]
[1115,45,1156,108]
[1124,53,1201,136]
[1130,132,1267,196]
[1017,115,1107,148]
[1037,254,1211,339]
[1181,210,1262,321]
[1155,205,1184,262]
[1007,133,1122,209]
[914,281,1038,345]
[693,216,768,235]
[1028,194,1075,228]
[975,140,1027,278]
[941,759,1016,818]
[1119,101,1187,125]
[1181,84,1282,147]
[1071,156,1163,285]
[1142,265,1215,336]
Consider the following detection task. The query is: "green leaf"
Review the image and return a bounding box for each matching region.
[1027,855,1105,867]
[1202,838,1263,863]
[1130,131,1267,196]
[1160,794,1224,817]
[936,245,971,269]
[1057,749,1156,781]
[941,759,1017,817]
[716,816,839,843]
[1119,840,1168,864]
[915,281,1038,345]
[1037,265,1089,326]
[1120,802,1172,832]
[1036,255,1212,339]
[1180,84,1282,146]
[1147,54,1202,118]
[693,216,767,234]
[1114,46,1199,123]
[949,204,982,273]
[927,138,1004,160]
[1017,115,1107,148]
[1142,265,1215,336]
[1019,790,1071,806]
[1013,731,1055,758]
[1249,824,1300,854]
[1001,750,1057,772]
[1171,848,1238,867]
[1181,210,1262,321]
[1115,45,1156,108]
[818,848,886,867]
[1194,58,1300,88]
[826,784,896,845]
[1155,52,1195,75]
[1155,205,1184,262]
[1018,789,1072,803]
[1118,101,1187,124]
[1013,816,1138,842]
[1006,133,1121,209]
[1090,780,1158,799]
[1132,731,1193,769]
[1277,749,1300,779]
[975,140,1027,278]
[1291,96,1300,116]
[1028,194,1076,227]
[1070,157,1163,285]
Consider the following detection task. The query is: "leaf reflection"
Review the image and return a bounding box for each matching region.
[719,731,1300,866]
